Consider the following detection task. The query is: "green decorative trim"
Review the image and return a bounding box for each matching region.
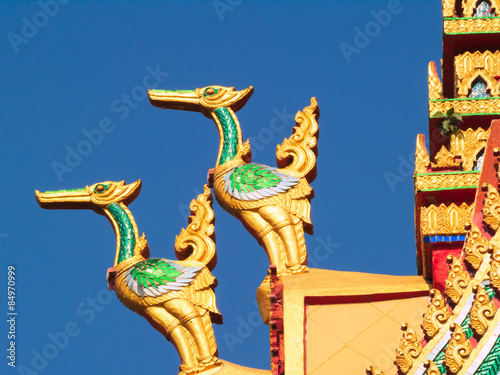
[475,336,500,374]
[433,310,475,374]
[431,112,500,118]
[44,188,85,194]
[430,97,500,102]
[444,17,500,20]
[108,203,136,264]
[434,347,446,374]
[485,285,495,300]
[215,107,239,166]
[429,286,495,374]
[416,171,479,176]
[148,89,195,93]
[461,315,474,340]
[420,186,478,192]
[446,31,500,35]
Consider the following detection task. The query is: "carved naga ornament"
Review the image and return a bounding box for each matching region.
[149,86,319,278]
[36,182,222,375]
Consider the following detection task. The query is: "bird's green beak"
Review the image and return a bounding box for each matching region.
[35,188,91,209]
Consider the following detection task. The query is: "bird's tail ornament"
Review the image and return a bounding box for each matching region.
[276,97,319,183]
[175,185,217,272]
[174,184,220,358]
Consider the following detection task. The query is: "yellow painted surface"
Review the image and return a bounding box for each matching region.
[281,268,430,374]
[306,297,430,374]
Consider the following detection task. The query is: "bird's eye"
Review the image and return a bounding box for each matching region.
[95,184,106,193]
[204,87,216,96]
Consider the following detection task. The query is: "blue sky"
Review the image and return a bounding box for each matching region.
[1,1,441,374]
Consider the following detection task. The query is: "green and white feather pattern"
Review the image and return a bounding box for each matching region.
[224,163,299,201]
[125,258,202,298]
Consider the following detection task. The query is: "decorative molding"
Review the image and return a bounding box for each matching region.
[455,51,500,98]
[276,97,319,181]
[444,323,472,373]
[432,145,460,168]
[483,183,500,231]
[395,323,423,374]
[175,185,217,271]
[444,17,500,34]
[441,128,489,171]
[423,360,440,375]
[442,0,455,17]
[462,0,500,17]
[422,289,451,338]
[489,245,500,290]
[415,134,430,174]
[429,98,500,117]
[428,61,443,100]
[420,203,473,236]
[415,172,479,192]
[470,285,497,335]
[445,256,470,304]
[464,223,490,270]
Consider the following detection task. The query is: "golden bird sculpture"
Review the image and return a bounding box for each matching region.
[36,181,222,375]
[149,86,319,278]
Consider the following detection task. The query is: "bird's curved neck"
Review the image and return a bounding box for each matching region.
[103,202,140,267]
[211,107,243,166]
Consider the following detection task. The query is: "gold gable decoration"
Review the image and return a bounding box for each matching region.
[432,146,460,168]
[430,128,489,171]
[420,203,473,236]
[455,51,500,98]
[462,0,500,17]
[442,0,456,17]
[415,134,430,174]
[428,62,443,101]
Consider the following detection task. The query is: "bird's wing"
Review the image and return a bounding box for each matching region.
[125,258,202,298]
[223,163,300,201]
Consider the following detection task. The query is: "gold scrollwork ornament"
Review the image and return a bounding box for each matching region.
[483,183,500,231]
[464,224,489,270]
[424,360,440,375]
[489,245,500,291]
[422,289,451,338]
[445,256,470,304]
[470,285,497,335]
[395,323,423,374]
[444,323,472,374]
